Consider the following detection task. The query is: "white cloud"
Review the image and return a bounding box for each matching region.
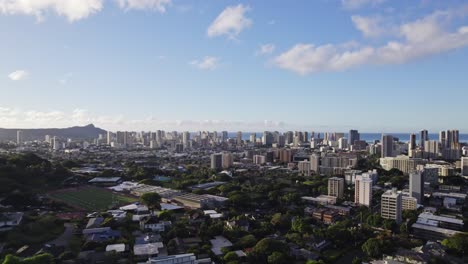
[116,0,171,13]
[351,15,386,37]
[274,9,468,75]
[207,4,252,39]
[256,43,275,56]
[0,0,103,22]
[0,107,293,131]
[190,56,219,70]
[8,70,28,81]
[341,0,385,10]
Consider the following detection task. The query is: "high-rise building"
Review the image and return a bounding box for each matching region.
[328,177,345,199]
[52,136,61,150]
[262,131,273,146]
[298,161,311,176]
[16,130,23,145]
[221,131,228,142]
[236,131,243,145]
[210,153,223,170]
[250,133,256,144]
[348,130,360,146]
[381,134,394,158]
[355,175,373,207]
[439,131,446,149]
[338,137,348,149]
[420,129,428,148]
[409,171,424,204]
[381,189,402,224]
[462,157,468,177]
[409,133,416,150]
[402,196,418,211]
[222,152,233,169]
[182,131,191,148]
[253,155,266,165]
[107,131,113,145]
[310,154,320,173]
[424,140,439,159]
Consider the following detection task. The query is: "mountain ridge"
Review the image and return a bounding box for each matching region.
[0,124,107,141]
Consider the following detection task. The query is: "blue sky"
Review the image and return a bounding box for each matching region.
[1,0,468,132]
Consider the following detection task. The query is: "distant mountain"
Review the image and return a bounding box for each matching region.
[0,124,107,141]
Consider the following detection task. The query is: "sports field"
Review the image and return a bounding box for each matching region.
[49,186,138,211]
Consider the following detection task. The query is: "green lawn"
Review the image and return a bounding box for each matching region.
[49,186,137,211]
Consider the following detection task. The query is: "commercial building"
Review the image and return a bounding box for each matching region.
[411,212,464,241]
[328,177,345,199]
[420,129,428,148]
[380,155,425,175]
[146,254,198,264]
[348,130,360,146]
[381,189,402,224]
[409,171,424,204]
[381,134,394,158]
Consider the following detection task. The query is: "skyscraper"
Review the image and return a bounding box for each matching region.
[182,131,190,148]
[221,131,228,142]
[420,129,428,148]
[328,177,345,199]
[439,131,446,149]
[409,133,416,150]
[409,171,424,204]
[222,152,233,169]
[236,131,242,145]
[461,157,468,177]
[381,134,394,158]
[348,130,360,146]
[16,130,23,145]
[424,140,439,159]
[210,153,223,170]
[250,133,256,144]
[107,131,113,145]
[355,174,373,207]
[381,188,402,224]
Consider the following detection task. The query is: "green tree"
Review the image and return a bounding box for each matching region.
[236,234,257,249]
[442,234,468,255]
[140,192,161,210]
[267,252,287,264]
[362,238,383,258]
[224,252,239,262]
[2,253,54,264]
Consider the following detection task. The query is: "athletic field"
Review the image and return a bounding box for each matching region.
[49,186,138,211]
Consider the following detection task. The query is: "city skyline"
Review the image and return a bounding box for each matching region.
[2,0,468,131]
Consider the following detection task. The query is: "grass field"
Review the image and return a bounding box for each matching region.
[49,186,138,211]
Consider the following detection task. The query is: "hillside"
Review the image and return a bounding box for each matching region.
[0,124,107,141]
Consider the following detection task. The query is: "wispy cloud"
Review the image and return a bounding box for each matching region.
[116,0,171,13]
[207,4,252,39]
[341,0,385,10]
[190,56,219,70]
[273,8,468,75]
[256,43,275,56]
[8,70,28,81]
[0,107,293,131]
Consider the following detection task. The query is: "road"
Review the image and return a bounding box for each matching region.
[47,223,75,248]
